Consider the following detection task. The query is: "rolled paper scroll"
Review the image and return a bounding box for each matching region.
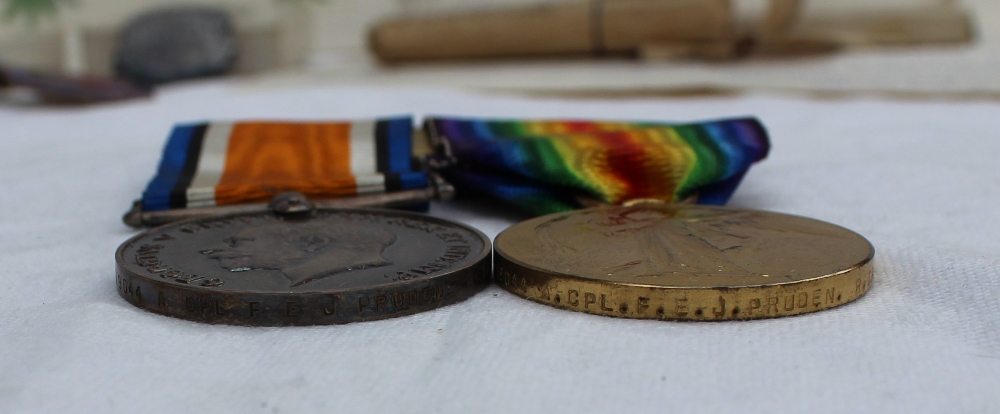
[369,0,734,62]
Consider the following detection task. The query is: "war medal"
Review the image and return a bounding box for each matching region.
[424,117,874,320]
[117,118,491,325]
[116,194,490,326]
[494,203,873,320]
[119,114,874,324]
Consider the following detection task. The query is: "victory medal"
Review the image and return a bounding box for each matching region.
[421,117,874,320]
[494,203,874,321]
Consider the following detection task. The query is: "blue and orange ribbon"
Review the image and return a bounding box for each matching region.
[142,117,425,211]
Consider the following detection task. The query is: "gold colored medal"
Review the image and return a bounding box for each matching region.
[494,203,874,320]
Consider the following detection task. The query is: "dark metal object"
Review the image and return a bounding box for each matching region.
[115,207,491,326]
[0,64,150,104]
[122,173,456,228]
[115,6,238,85]
[268,191,314,215]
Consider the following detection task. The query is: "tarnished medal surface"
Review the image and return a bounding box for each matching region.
[494,204,874,321]
[116,208,491,326]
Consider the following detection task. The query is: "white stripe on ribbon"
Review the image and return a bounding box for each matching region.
[349,121,384,193]
[186,122,233,207]
[354,174,388,194]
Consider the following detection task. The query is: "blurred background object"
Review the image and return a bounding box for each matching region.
[115,6,238,85]
[0,63,149,104]
[0,0,996,99]
[369,0,972,63]
[2,0,68,24]
[371,0,737,62]
[0,0,311,78]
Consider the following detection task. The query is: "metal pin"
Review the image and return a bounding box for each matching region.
[123,173,455,228]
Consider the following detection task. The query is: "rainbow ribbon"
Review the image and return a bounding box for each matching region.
[140,116,769,216]
[425,117,770,215]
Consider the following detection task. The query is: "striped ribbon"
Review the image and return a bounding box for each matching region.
[141,116,770,217]
[425,117,770,216]
[142,117,426,211]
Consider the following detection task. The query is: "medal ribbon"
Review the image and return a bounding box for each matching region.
[424,117,770,216]
[140,116,769,216]
[141,117,426,211]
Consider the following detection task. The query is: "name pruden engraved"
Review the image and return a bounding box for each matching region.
[493,203,875,321]
[115,208,491,326]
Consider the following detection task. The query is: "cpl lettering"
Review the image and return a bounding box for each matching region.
[186,297,228,316]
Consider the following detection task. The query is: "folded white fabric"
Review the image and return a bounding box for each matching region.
[0,83,997,413]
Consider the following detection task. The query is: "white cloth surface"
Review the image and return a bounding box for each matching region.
[1,83,999,413]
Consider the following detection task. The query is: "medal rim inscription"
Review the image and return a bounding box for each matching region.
[493,205,875,321]
[115,208,492,326]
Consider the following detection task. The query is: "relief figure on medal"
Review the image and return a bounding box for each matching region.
[591,206,754,278]
[200,220,398,287]
[531,205,852,281]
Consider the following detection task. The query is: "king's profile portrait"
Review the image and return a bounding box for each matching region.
[202,220,398,287]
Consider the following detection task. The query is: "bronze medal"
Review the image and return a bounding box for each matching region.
[494,203,874,320]
[116,203,491,326]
